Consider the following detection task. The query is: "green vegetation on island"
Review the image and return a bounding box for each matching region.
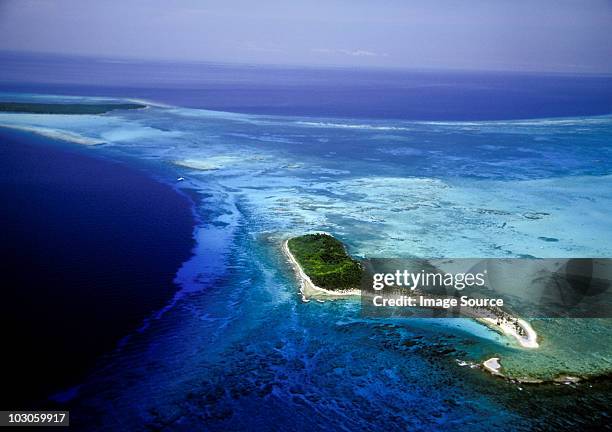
[287,233,363,290]
[0,102,146,115]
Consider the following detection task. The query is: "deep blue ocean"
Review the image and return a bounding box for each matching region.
[0,53,611,431]
[0,129,195,407]
[2,51,612,120]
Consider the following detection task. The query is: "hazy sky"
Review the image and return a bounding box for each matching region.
[1,0,611,72]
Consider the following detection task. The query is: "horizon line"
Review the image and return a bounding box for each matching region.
[2,49,612,78]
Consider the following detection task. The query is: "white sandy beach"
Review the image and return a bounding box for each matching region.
[483,357,502,375]
[0,123,104,145]
[481,317,539,349]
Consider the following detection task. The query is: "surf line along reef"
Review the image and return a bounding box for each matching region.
[283,233,539,378]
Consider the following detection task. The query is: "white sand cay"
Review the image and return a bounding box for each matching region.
[483,357,502,375]
[282,240,360,302]
[481,317,539,349]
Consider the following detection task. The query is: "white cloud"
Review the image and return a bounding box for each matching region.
[311,48,388,57]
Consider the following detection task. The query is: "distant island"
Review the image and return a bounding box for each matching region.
[0,101,146,114]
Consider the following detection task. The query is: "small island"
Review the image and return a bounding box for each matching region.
[284,233,362,300]
[284,233,539,376]
[0,101,146,114]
